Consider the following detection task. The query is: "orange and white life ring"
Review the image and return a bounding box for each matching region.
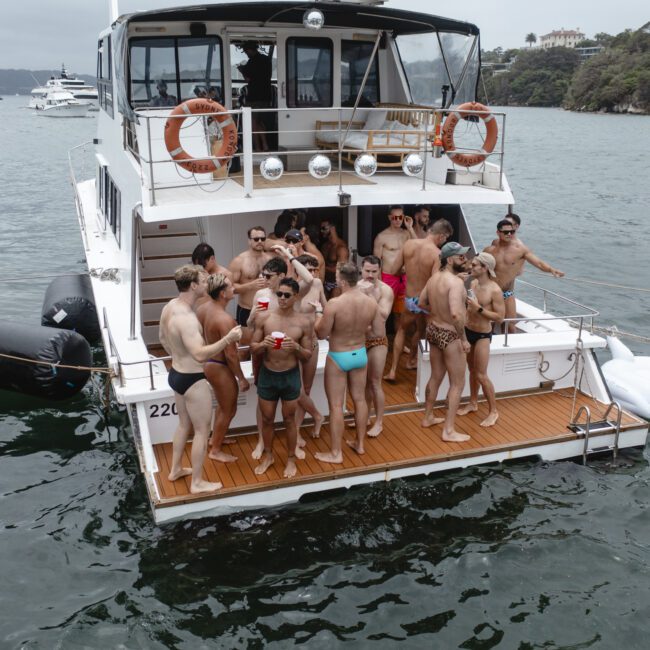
[441,102,498,168]
[164,99,238,174]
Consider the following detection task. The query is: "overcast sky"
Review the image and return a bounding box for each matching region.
[1,0,646,75]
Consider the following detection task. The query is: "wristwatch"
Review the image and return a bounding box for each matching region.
[478,307,484,314]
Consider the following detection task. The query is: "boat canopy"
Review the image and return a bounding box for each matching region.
[113,1,480,120]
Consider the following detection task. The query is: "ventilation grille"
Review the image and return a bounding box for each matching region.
[503,355,538,373]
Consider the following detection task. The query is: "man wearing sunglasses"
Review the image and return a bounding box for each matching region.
[250,278,313,479]
[372,205,416,321]
[484,218,564,334]
[229,226,273,328]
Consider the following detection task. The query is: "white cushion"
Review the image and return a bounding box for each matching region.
[363,110,388,132]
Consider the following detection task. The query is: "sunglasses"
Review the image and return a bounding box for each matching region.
[390,215,404,221]
[307,267,319,273]
[262,272,275,280]
[499,230,515,235]
[251,236,267,242]
[285,238,301,244]
[275,291,293,299]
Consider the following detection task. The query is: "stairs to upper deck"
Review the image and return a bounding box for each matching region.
[138,221,202,345]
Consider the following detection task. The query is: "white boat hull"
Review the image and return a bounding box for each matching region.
[36,104,90,117]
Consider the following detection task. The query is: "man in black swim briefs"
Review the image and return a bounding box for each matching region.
[159,265,242,494]
[458,252,505,427]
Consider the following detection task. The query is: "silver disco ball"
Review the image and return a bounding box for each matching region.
[303,8,324,30]
[402,153,424,177]
[259,156,284,181]
[308,154,332,179]
[354,153,377,178]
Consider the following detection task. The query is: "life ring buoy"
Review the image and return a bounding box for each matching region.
[164,99,238,174]
[441,102,498,168]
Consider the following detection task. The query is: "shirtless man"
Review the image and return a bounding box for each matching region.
[301,225,326,281]
[196,273,250,463]
[457,253,505,427]
[250,278,313,478]
[319,219,349,298]
[191,243,231,278]
[358,255,393,438]
[412,205,431,239]
[419,242,471,442]
[159,265,242,493]
[373,205,415,333]
[293,253,327,437]
[314,262,380,462]
[484,219,564,334]
[384,218,453,381]
[229,226,273,328]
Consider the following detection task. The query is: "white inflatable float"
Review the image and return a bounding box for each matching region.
[601,336,650,420]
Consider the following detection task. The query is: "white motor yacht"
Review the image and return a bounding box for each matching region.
[68,0,648,524]
[30,65,99,111]
[35,89,90,117]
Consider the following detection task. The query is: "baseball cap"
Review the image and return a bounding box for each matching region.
[440,242,470,260]
[475,252,497,278]
[284,229,303,243]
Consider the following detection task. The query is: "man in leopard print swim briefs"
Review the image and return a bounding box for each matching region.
[418,242,472,443]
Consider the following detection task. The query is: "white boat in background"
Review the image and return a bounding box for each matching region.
[34,89,90,117]
[67,0,648,524]
[30,65,98,111]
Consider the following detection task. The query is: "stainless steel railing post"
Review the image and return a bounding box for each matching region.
[129,203,142,341]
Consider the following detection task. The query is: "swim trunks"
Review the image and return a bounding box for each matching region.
[365,336,388,350]
[425,323,459,351]
[502,290,514,299]
[328,347,368,372]
[405,295,429,315]
[381,272,406,314]
[465,327,493,346]
[168,368,206,395]
[257,364,301,402]
[236,305,252,326]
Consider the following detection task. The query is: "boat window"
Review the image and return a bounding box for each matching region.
[129,36,222,107]
[395,32,479,107]
[97,36,113,116]
[98,166,121,245]
[286,37,333,108]
[230,41,277,107]
[341,40,379,106]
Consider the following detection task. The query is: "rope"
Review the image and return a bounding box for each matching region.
[529,271,650,294]
[0,351,113,376]
[0,272,86,284]
[566,320,650,344]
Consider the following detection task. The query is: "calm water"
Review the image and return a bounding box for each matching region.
[1,95,650,649]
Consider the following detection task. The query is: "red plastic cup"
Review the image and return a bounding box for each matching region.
[258,297,269,311]
[272,331,285,349]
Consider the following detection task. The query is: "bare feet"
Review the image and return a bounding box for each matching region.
[251,436,264,460]
[480,411,499,427]
[383,371,397,383]
[442,430,471,443]
[294,446,306,460]
[311,413,324,438]
[457,403,478,416]
[314,450,344,464]
[346,439,365,455]
[297,433,307,448]
[367,422,383,438]
[254,452,274,475]
[208,450,238,463]
[284,457,297,478]
[421,415,445,427]
[168,467,192,482]
[190,479,222,494]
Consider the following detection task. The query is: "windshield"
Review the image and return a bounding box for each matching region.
[395,32,479,107]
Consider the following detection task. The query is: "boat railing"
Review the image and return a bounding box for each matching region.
[125,104,507,204]
[68,140,94,251]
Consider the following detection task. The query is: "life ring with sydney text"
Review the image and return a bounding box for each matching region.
[441,102,498,168]
[164,99,238,174]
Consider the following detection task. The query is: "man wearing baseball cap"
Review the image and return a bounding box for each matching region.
[458,252,505,427]
[418,242,472,442]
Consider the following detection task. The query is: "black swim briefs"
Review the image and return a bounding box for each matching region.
[465,327,493,346]
[168,368,206,395]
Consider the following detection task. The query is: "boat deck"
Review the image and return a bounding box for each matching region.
[151,379,646,509]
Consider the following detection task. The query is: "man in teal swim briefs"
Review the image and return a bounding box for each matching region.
[314,263,380,463]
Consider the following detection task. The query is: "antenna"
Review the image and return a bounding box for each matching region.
[109,0,119,23]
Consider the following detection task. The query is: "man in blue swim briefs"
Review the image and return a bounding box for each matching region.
[250,278,313,479]
[484,218,564,334]
[314,263,381,463]
[159,265,242,494]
